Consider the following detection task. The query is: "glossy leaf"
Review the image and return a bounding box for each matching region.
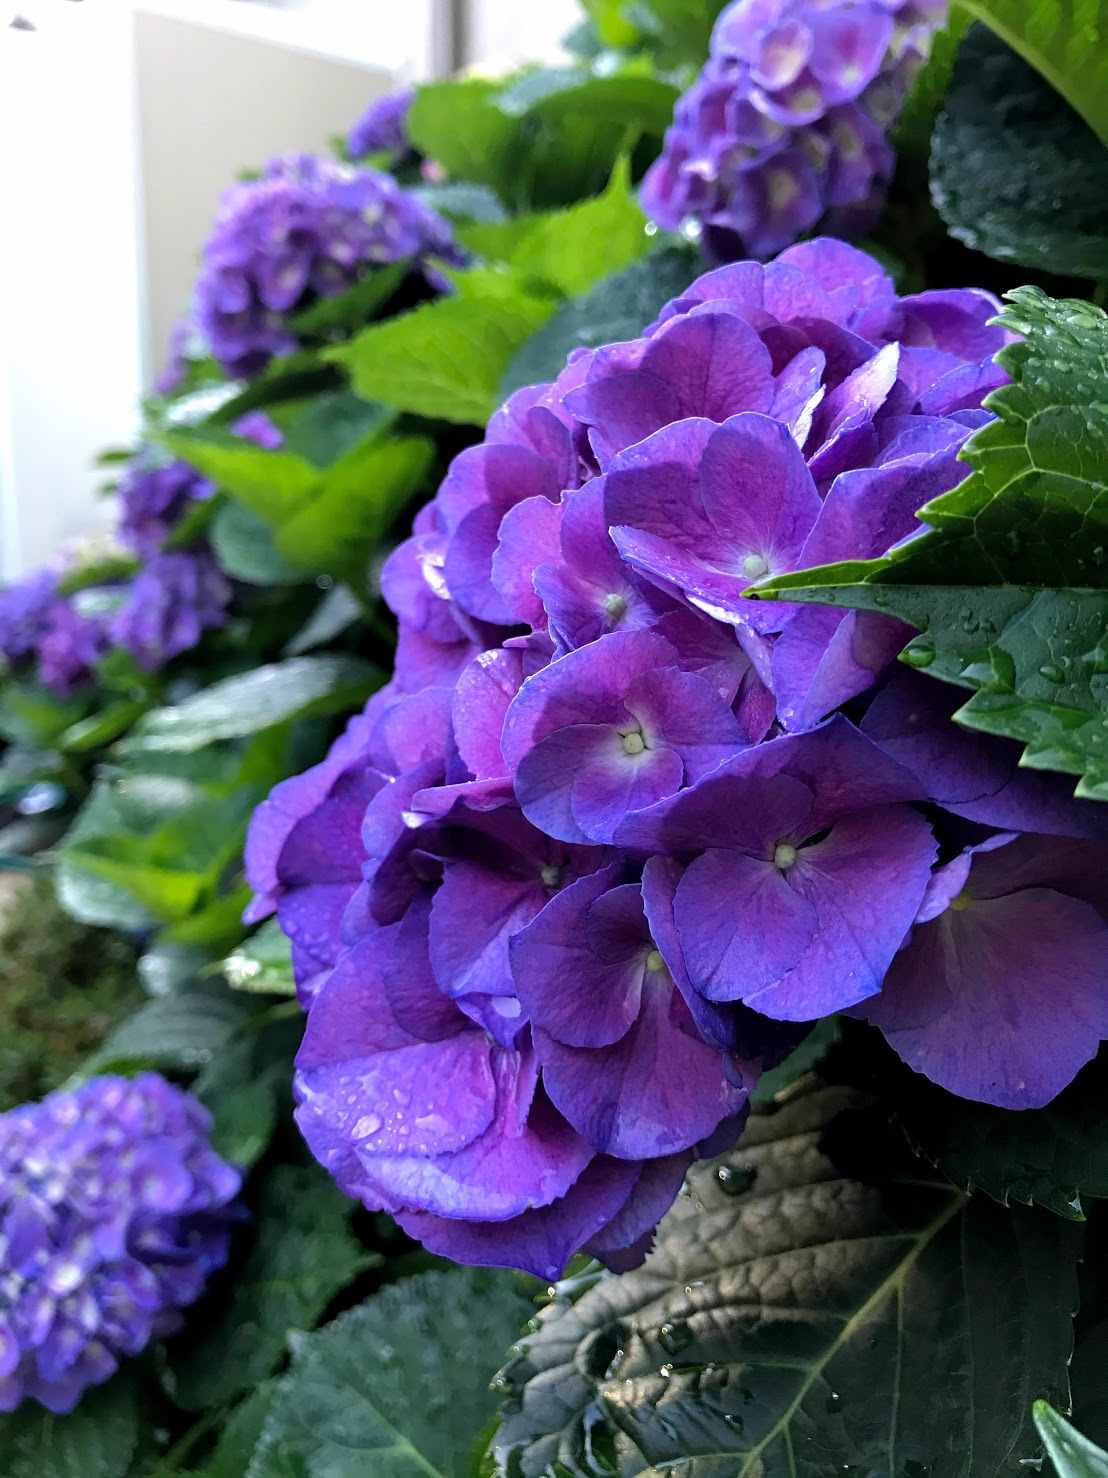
[494,1080,1080,1477]
[1035,1403,1108,1478]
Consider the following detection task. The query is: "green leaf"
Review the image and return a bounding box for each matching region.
[334,275,558,424]
[467,160,653,299]
[894,5,972,155]
[748,1016,841,1105]
[289,261,410,339]
[496,71,678,138]
[223,917,297,996]
[284,583,365,657]
[158,431,320,526]
[930,25,1108,280]
[628,0,728,67]
[493,1079,1080,1477]
[58,700,149,753]
[865,1036,1108,1219]
[408,79,521,196]
[1035,1403,1108,1477]
[210,501,310,586]
[167,1164,372,1410]
[197,1385,281,1478]
[752,286,1108,798]
[192,1027,295,1168]
[119,656,378,755]
[959,0,1108,147]
[0,680,91,750]
[0,1372,138,1478]
[246,1266,535,1477]
[280,387,393,469]
[415,181,510,225]
[84,983,256,1074]
[500,244,701,398]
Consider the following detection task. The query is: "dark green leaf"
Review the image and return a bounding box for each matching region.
[168,1164,372,1410]
[59,700,149,753]
[210,501,310,586]
[84,983,255,1074]
[119,656,378,755]
[500,244,700,398]
[246,1266,535,1477]
[894,5,972,155]
[193,1031,292,1169]
[197,1384,281,1478]
[334,274,558,424]
[415,181,510,224]
[960,0,1108,146]
[289,261,410,338]
[280,387,393,469]
[930,26,1108,279]
[1035,1403,1108,1477]
[748,1016,841,1105]
[0,680,91,749]
[494,1080,1080,1477]
[752,286,1108,798]
[283,583,365,657]
[0,1372,138,1478]
[223,917,296,996]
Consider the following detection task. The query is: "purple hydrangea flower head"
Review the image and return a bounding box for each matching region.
[0,571,60,664]
[0,1074,242,1414]
[247,236,1108,1279]
[347,87,416,158]
[195,154,465,378]
[111,551,230,671]
[117,461,216,556]
[641,0,948,256]
[36,599,109,696]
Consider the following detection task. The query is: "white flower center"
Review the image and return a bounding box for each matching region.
[773,842,798,870]
[645,948,665,973]
[622,730,646,756]
[742,553,770,581]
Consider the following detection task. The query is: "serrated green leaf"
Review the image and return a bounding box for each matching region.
[283,583,364,657]
[0,1372,138,1478]
[931,26,1108,279]
[192,1026,296,1168]
[753,286,1108,797]
[167,1164,373,1410]
[960,0,1108,147]
[118,656,378,755]
[500,244,701,398]
[158,431,320,525]
[1035,1403,1108,1477]
[334,276,558,424]
[246,1266,535,1477]
[197,1384,281,1478]
[415,182,510,225]
[223,917,297,996]
[493,1080,1080,1477]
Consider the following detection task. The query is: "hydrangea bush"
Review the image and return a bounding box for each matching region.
[4,0,1108,1472]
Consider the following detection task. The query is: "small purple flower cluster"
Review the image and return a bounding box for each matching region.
[0,1075,242,1414]
[642,0,947,257]
[195,154,464,379]
[0,572,108,697]
[243,237,1107,1279]
[347,87,416,159]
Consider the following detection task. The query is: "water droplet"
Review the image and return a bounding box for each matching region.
[1038,662,1065,684]
[716,1163,757,1196]
[604,1348,626,1380]
[659,1363,675,1378]
[1094,546,1106,566]
[902,644,935,669]
[723,1413,745,1432]
[826,1390,844,1414]
[658,1320,693,1356]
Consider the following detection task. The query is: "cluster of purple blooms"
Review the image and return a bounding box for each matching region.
[642,0,948,257]
[0,1075,242,1413]
[347,87,416,160]
[195,153,463,379]
[246,237,1108,1281]
[0,415,286,696]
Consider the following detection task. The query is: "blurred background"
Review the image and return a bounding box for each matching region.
[0,0,578,578]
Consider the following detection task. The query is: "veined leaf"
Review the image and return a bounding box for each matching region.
[1035,1403,1108,1478]
[493,1080,1080,1477]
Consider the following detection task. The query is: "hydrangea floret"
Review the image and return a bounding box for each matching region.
[246,237,1108,1280]
[0,572,108,697]
[642,0,948,256]
[347,87,416,159]
[195,153,464,378]
[0,1074,242,1414]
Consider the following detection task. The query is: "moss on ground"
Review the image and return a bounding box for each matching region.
[0,873,144,1110]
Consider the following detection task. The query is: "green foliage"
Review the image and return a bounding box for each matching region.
[283,584,365,657]
[119,656,378,756]
[0,873,143,1110]
[210,502,309,587]
[223,917,296,996]
[334,271,558,425]
[1,1373,138,1478]
[84,983,257,1075]
[493,1080,1080,1477]
[192,1015,300,1168]
[959,0,1108,147]
[894,5,972,155]
[753,287,1108,799]
[931,26,1108,279]
[196,1384,280,1478]
[500,245,701,398]
[1035,1403,1108,1477]
[167,1165,374,1411]
[244,1267,536,1477]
